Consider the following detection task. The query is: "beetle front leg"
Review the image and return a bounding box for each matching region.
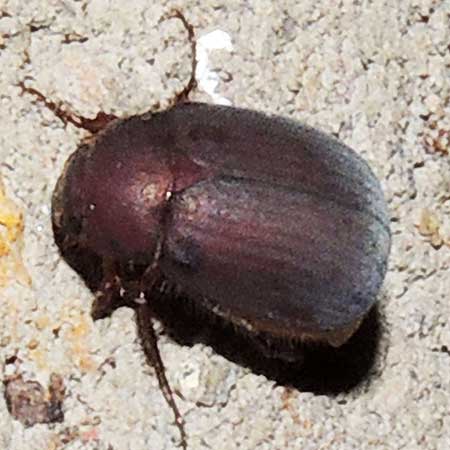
[17,81,117,134]
[91,259,125,320]
[159,9,198,104]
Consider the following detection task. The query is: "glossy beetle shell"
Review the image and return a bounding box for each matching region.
[53,102,391,347]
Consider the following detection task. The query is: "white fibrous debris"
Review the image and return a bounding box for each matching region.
[196,30,233,105]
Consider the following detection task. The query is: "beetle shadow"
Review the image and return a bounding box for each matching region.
[149,293,384,396]
[54,238,384,396]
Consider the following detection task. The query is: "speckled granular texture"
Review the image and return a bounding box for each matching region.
[0,1,449,449]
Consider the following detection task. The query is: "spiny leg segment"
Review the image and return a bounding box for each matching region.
[136,301,188,450]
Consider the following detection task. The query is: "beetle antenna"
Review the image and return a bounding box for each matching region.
[136,302,188,450]
[160,9,198,103]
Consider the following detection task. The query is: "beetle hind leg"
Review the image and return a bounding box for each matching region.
[136,301,188,450]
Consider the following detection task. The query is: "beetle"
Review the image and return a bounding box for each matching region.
[21,10,391,450]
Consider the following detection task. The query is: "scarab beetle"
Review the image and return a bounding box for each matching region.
[53,101,391,347]
[23,10,391,450]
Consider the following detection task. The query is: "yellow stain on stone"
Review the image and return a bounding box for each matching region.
[29,347,49,371]
[417,208,448,249]
[0,176,31,287]
[65,311,96,373]
[35,314,51,331]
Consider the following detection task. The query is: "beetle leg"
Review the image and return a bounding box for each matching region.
[91,259,124,320]
[17,81,117,133]
[159,9,198,103]
[136,301,188,450]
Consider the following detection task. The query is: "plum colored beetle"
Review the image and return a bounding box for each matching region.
[54,102,391,346]
[23,10,390,450]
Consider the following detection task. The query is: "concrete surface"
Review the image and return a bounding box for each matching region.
[0,0,449,449]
